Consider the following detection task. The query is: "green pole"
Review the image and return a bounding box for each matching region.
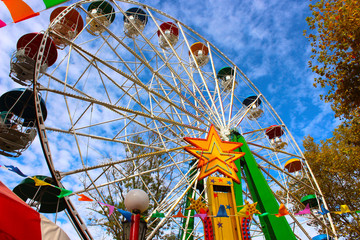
[231,131,296,240]
[231,133,243,211]
[180,161,196,240]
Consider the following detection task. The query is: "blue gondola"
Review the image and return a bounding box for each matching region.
[123,7,148,37]
[312,234,333,240]
[242,95,263,120]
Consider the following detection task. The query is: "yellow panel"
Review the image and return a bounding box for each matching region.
[206,177,242,240]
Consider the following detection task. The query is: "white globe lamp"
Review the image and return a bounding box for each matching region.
[124,189,149,214]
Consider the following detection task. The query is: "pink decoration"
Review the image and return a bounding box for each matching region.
[294,204,311,215]
[99,202,115,216]
[0,20,6,28]
[194,213,207,220]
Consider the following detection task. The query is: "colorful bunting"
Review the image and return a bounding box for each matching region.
[275,203,290,217]
[99,202,115,217]
[5,161,359,222]
[2,0,39,23]
[259,212,269,217]
[118,209,132,222]
[5,165,27,177]
[334,205,351,214]
[0,165,27,177]
[32,176,52,186]
[57,188,73,198]
[42,0,69,9]
[172,208,186,218]
[194,213,207,220]
[0,19,6,28]
[151,210,165,218]
[77,194,94,202]
[318,205,330,215]
[294,204,311,215]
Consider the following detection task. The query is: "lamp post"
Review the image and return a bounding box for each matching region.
[124,189,149,240]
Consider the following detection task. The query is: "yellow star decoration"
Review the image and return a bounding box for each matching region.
[186,197,208,213]
[237,200,261,219]
[184,125,245,183]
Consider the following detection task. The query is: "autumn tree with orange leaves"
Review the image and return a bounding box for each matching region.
[306,0,360,120]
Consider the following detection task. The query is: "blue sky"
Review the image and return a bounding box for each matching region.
[0,0,338,239]
[0,0,339,143]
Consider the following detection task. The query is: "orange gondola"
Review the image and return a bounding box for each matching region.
[189,42,209,67]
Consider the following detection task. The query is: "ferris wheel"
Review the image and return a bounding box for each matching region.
[2,0,338,239]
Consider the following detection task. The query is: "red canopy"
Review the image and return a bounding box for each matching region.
[0,180,70,240]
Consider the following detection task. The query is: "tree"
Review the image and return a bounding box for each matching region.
[306,0,360,120]
[87,133,177,239]
[279,122,360,239]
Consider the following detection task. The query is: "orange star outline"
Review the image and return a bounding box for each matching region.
[184,125,245,183]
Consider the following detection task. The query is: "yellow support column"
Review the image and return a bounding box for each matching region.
[206,176,242,240]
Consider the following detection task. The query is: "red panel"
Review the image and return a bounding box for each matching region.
[157,22,179,36]
[2,0,39,23]
[265,125,284,139]
[50,7,84,34]
[17,33,58,66]
[0,181,41,240]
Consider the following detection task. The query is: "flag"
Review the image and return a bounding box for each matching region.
[77,194,93,201]
[118,209,132,222]
[57,188,73,198]
[275,203,290,217]
[4,165,27,177]
[236,208,248,217]
[2,0,39,23]
[0,180,70,240]
[294,204,311,215]
[0,19,6,28]
[334,205,351,214]
[151,210,165,218]
[318,205,330,215]
[42,0,69,9]
[172,208,186,218]
[32,176,52,186]
[194,213,207,220]
[99,202,115,217]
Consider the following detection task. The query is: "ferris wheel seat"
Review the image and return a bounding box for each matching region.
[158,32,178,49]
[50,7,83,48]
[124,19,146,38]
[0,127,36,156]
[247,108,264,120]
[10,52,48,86]
[86,0,115,33]
[86,13,111,35]
[312,234,333,240]
[284,158,302,173]
[189,42,209,67]
[300,194,319,208]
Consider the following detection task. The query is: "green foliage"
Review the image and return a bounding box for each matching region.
[285,121,360,239]
[305,0,360,120]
